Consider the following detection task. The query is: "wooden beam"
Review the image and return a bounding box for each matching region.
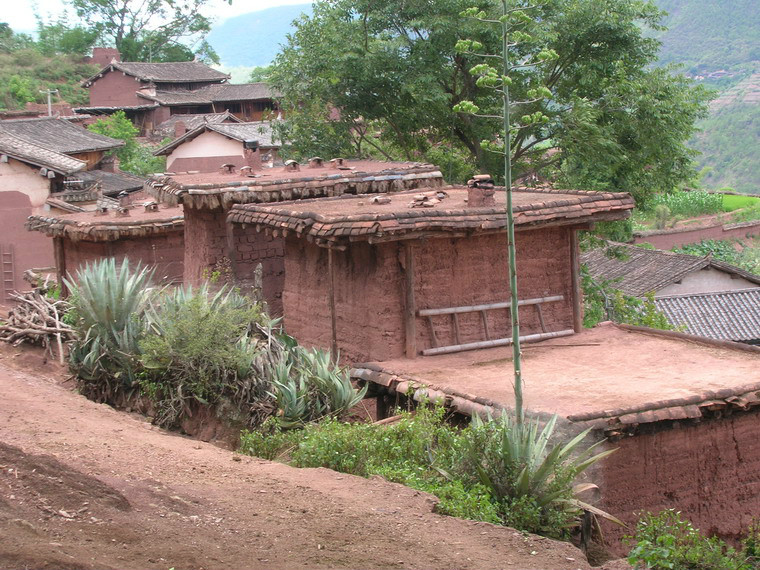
[53,237,67,296]
[421,329,575,356]
[327,247,338,360]
[417,295,564,317]
[570,230,583,333]
[403,242,417,358]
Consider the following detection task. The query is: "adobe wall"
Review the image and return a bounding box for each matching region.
[228,224,285,315]
[182,208,229,285]
[167,131,243,172]
[0,159,51,211]
[633,220,760,250]
[89,71,144,107]
[657,267,757,296]
[168,156,248,174]
[0,192,54,302]
[62,232,184,283]
[281,226,574,362]
[599,410,760,555]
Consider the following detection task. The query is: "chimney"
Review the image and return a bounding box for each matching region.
[244,144,261,171]
[91,47,121,67]
[466,174,496,207]
[174,121,187,138]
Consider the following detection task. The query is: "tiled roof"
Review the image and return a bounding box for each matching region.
[145,161,445,208]
[77,170,146,196]
[0,131,86,175]
[227,187,634,246]
[655,288,760,343]
[0,117,124,154]
[581,242,760,296]
[153,121,279,155]
[26,205,184,241]
[152,112,242,138]
[138,82,277,105]
[84,61,229,86]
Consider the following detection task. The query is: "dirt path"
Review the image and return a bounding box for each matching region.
[0,345,591,570]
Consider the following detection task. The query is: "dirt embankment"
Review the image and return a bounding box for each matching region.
[0,344,597,570]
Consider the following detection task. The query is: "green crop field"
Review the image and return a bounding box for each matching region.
[723,194,760,211]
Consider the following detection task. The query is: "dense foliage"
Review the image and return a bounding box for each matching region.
[65,258,363,430]
[272,0,709,202]
[674,239,760,275]
[240,404,616,538]
[87,111,166,175]
[627,510,760,570]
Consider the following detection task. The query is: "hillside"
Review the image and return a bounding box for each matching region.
[206,4,312,68]
[653,0,759,194]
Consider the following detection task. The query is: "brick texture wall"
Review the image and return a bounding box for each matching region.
[183,208,229,285]
[230,224,285,316]
[281,226,574,362]
[63,232,184,283]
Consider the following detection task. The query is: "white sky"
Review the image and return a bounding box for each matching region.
[4,0,308,33]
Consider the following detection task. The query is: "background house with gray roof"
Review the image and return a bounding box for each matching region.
[153,122,280,173]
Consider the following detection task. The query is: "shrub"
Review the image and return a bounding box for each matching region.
[627,510,750,570]
[65,258,155,401]
[139,284,272,428]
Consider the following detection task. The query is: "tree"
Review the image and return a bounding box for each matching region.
[272,0,709,203]
[67,0,226,62]
[36,13,99,56]
[0,23,35,53]
[88,111,165,175]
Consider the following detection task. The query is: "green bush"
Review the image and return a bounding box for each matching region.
[65,258,155,400]
[643,190,724,219]
[627,510,751,570]
[139,285,271,428]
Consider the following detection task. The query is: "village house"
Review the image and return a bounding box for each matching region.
[151,111,242,140]
[0,119,125,302]
[145,159,445,313]
[26,199,184,288]
[76,49,279,135]
[152,122,280,173]
[226,181,635,361]
[582,241,760,297]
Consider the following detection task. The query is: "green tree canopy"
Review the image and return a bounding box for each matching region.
[66,0,226,63]
[272,0,710,203]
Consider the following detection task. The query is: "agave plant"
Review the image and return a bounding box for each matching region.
[466,413,622,532]
[65,258,155,398]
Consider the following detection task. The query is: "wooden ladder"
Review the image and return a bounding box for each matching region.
[0,245,15,303]
[418,295,574,356]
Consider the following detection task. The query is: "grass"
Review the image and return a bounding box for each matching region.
[723,194,760,211]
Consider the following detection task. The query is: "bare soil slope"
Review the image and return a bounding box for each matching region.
[0,345,590,570]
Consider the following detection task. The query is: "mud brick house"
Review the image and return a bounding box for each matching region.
[77,49,280,134]
[146,160,444,313]
[227,185,635,361]
[152,122,280,173]
[351,322,760,553]
[26,202,184,287]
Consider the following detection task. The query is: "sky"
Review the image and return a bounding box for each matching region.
[3,0,308,33]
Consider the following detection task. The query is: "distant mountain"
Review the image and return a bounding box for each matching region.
[653,0,759,194]
[206,4,312,68]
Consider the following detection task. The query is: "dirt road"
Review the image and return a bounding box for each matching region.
[0,346,592,570]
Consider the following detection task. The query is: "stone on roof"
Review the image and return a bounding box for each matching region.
[153,112,242,138]
[228,187,635,246]
[0,117,124,154]
[84,61,229,86]
[138,82,277,105]
[0,131,86,175]
[146,160,445,208]
[655,288,760,343]
[581,242,760,296]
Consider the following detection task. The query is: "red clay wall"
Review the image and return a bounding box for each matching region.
[182,208,230,285]
[89,71,144,107]
[599,411,760,555]
[62,232,184,283]
[229,224,285,315]
[633,221,760,249]
[168,156,246,174]
[281,227,575,362]
[0,192,54,303]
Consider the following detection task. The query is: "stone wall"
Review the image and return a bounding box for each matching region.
[281,226,575,362]
[63,232,184,283]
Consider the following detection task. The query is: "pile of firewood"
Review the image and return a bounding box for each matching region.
[0,289,74,364]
